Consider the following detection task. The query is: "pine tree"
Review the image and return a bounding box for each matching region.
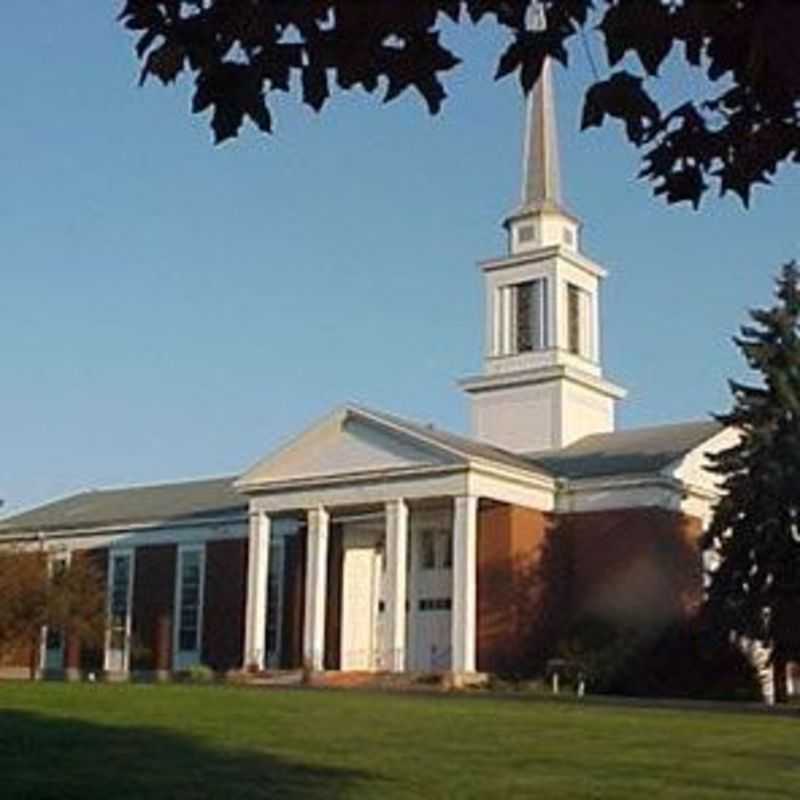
[703,262,800,703]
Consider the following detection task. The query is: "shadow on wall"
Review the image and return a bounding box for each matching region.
[478,508,709,680]
[477,510,572,678]
[0,709,367,800]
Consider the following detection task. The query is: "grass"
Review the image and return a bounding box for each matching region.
[0,682,797,799]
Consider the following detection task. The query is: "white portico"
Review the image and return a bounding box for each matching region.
[235,405,553,676]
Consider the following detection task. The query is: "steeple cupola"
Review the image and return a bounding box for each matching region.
[460,15,626,454]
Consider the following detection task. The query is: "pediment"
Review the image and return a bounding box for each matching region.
[237,407,462,489]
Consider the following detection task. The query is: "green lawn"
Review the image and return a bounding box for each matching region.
[0,683,797,799]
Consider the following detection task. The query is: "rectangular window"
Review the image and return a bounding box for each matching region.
[512,278,548,353]
[567,283,592,358]
[441,532,453,569]
[108,551,133,658]
[420,531,436,570]
[419,597,452,612]
[176,547,205,654]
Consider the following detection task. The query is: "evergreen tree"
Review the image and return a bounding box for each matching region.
[703,262,800,703]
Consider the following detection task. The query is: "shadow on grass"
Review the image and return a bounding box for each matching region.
[0,709,367,800]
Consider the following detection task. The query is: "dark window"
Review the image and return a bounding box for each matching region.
[514,279,547,353]
[177,550,203,653]
[420,531,436,570]
[567,283,582,356]
[441,533,453,569]
[418,597,452,612]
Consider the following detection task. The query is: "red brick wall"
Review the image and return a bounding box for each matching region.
[132,544,176,672]
[202,538,248,672]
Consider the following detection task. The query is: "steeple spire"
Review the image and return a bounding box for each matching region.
[518,0,565,215]
[521,57,563,212]
[504,3,578,253]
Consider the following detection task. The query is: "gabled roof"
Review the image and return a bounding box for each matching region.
[529,420,723,480]
[236,404,551,491]
[0,476,244,537]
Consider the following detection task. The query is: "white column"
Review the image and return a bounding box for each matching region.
[385,498,409,672]
[243,510,271,670]
[451,495,478,674]
[303,506,329,671]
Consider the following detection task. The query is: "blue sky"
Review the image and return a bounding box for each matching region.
[2,4,798,514]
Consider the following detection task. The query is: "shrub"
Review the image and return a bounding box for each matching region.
[555,615,763,702]
[178,664,216,683]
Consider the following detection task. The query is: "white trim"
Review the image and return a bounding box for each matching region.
[173,543,207,671]
[0,511,247,545]
[4,520,248,556]
[252,470,470,514]
[468,464,555,511]
[242,464,463,496]
[479,244,607,279]
[460,363,626,399]
[104,547,135,674]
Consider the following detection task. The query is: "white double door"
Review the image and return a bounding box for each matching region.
[340,526,386,671]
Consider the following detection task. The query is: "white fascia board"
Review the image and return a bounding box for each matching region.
[468,458,555,489]
[250,468,470,514]
[468,467,554,511]
[459,364,627,400]
[241,463,463,496]
[0,516,248,552]
[479,246,607,279]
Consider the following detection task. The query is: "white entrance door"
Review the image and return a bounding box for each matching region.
[408,527,452,672]
[340,526,384,671]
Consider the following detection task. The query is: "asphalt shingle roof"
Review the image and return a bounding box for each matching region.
[528,420,723,480]
[0,476,244,536]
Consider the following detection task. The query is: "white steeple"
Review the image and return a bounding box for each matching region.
[460,13,625,453]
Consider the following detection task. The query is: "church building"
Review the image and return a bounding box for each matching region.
[0,58,734,683]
